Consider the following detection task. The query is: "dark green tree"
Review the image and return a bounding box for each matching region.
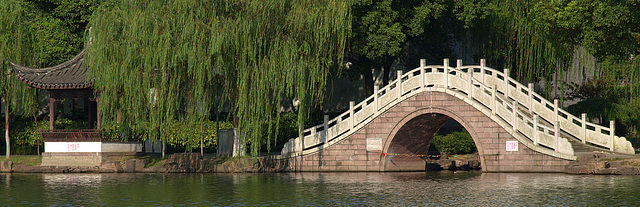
[21,0,98,67]
[348,0,450,95]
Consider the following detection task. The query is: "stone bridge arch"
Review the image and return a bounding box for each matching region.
[381,103,484,172]
[284,90,570,172]
[379,91,569,172]
[282,59,633,172]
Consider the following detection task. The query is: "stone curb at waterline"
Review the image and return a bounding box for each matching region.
[564,153,640,175]
[4,153,640,174]
[0,153,290,173]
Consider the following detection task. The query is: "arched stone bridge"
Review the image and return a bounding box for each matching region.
[281,59,635,172]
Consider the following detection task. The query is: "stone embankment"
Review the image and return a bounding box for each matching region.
[0,153,290,173]
[3,152,640,174]
[564,153,640,175]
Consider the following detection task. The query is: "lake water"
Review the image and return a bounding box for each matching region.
[1,172,640,206]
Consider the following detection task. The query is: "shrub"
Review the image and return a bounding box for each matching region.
[431,130,477,155]
[5,117,87,155]
[162,120,233,152]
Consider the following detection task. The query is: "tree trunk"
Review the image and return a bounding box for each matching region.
[162,137,165,158]
[363,67,374,96]
[231,111,245,157]
[382,57,394,86]
[232,127,245,157]
[34,112,38,156]
[3,97,9,158]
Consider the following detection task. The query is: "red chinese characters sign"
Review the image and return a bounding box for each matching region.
[506,141,518,151]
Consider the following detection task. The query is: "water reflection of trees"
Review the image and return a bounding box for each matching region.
[3,173,640,206]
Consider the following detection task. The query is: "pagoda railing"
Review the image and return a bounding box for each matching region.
[40,129,103,142]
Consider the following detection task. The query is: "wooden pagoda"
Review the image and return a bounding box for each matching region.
[9,50,102,140]
[9,50,142,166]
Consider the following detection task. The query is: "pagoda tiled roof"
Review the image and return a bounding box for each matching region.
[9,50,91,90]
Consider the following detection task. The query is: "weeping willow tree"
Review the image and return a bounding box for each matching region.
[470,0,575,101]
[0,0,38,158]
[85,0,350,156]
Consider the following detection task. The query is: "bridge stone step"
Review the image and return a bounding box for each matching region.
[561,131,636,157]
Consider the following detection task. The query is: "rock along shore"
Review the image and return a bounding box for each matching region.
[2,152,640,174]
[1,153,290,173]
[564,153,640,175]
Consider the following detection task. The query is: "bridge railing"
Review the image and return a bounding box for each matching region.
[282,59,634,157]
[455,60,632,154]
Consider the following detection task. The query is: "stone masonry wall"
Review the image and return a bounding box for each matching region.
[287,91,572,172]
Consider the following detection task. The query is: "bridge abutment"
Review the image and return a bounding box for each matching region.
[286,91,571,172]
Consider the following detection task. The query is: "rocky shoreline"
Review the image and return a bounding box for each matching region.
[1,153,290,173]
[565,153,640,175]
[2,152,639,174]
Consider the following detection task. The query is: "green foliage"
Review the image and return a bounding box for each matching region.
[22,0,98,67]
[163,120,232,153]
[256,112,308,152]
[8,117,87,147]
[529,0,640,61]
[86,0,351,156]
[347,0,451,93]
[462,0,573,87]
[5,115,234,153]
[568,58,640,140]
[0,0,38,114]
[101,122,144,142]
[1,0,41,157]
[351,0,446,60]
[431,130,477,155]
[10,117,46,147]
[455,0,639,107]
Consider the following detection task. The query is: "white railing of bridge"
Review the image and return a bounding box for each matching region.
[281,59,635,159]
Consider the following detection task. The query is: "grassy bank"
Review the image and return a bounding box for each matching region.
[0,156,41,166]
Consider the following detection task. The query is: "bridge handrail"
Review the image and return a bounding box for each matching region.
[282,59,634,157]
[475,63,630,152]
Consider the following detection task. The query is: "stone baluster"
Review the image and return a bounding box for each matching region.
[504,69,510,97]
[581,113,587,144]
[467,65,473,99]
[323,115,329,144]
[420,59,426,87]
[349,101,355,128]
[444,59,449,88]
[555,121,560,152]
[480,59,486,83]
[533,114,539,146]
[492,85,497,115]
[528,83,534,113]
[610,120,615,151]
[512,101,518,131]
[397,71,403,95]
[373,85,379,112]
[554,99,559,123]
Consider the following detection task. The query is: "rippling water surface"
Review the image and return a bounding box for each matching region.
[2,172,640,206]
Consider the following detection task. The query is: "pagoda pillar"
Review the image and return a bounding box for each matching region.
[88,97,94,129]
[49,91,55,130]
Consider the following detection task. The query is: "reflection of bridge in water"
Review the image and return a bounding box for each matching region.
[281,59,635,172]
